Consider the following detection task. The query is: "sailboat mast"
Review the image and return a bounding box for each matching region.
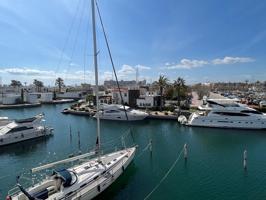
[91,0,100,153]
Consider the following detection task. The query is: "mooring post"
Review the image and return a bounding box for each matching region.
[121,136,126,149]
[69,125,72,143]
[78,131,81,153]
[184,143,188,161]
[243,150,247,170]
[149,139,153,156]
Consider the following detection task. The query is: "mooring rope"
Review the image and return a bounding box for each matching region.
[143,147,184,200]
[135,142,152,160]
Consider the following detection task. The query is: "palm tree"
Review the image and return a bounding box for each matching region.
[174,77,186,107]
[10,80,22,88]
[33,79,44,92]
[154,75,168,111]
[55,77,65,93]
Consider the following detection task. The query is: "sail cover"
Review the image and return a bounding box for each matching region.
[53,169,72,187]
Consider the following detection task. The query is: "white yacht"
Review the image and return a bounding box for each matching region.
[6,1,136,199]
[187,100,266,129]
[94,104,148,121]
[0,114,53,146]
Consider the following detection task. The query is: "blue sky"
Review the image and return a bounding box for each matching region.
[0,0,265,86]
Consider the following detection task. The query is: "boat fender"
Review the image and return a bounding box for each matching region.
[6,195,12,200]
[97,185,101,192]
[122,166,125,172]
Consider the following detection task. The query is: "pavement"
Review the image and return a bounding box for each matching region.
[191,92,227,108]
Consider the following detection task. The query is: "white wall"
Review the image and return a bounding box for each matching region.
[26,94,39,104]
[40,93,53,102]
[2,95,21,105]
[57,92,82,99]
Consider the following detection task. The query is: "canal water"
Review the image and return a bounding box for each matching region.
[1,104,266,199]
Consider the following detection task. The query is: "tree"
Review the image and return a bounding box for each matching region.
[55,77,65,92]
[86,94,94,105]
[174,77,187,107]
[10,80,22,88]
[33,79,44,92]
[165,86,174,100]
[154,75,168,111]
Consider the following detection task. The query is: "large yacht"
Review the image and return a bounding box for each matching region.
[187,100,266,129]
[0,114,53,146]
[94,104,148,121]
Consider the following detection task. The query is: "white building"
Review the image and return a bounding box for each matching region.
[40,93,53,103]
[25,93,39,104]
[24,92,53,103]
[136,92,160,108]
[57,92,83,99]
[2,94,21,105]
[111,88,129,104]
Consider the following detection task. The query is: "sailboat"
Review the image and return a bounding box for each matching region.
[6,0,136,199]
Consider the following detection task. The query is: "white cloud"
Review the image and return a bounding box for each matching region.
[166,56,254,69]
[212,56,254,65]
[1,68,55,76]
[118,65,136,77]
[136,64,151,71]
[167,59,209,69]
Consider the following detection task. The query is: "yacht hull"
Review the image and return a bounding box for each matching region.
[70,147,135,200]
[0,127,52,146]
[9,147,136,200]
[95,114,147,121]
[187,113,266,130]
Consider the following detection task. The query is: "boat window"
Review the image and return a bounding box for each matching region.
[80,183,87,188]
[66,191,74,196]
[8,126,34,133]
[15,117,36,123]
[241,110,263,115]
[105,110,120,113]
[213,112,249,117]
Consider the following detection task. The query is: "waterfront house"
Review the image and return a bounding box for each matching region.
[136,91,160,108]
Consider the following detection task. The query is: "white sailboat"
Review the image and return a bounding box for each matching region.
[6,0,136,199]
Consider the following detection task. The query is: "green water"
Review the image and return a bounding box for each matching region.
[1,104,266,199]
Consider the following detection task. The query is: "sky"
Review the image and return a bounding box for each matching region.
[0,0,266,86]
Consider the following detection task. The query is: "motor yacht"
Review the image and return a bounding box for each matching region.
[0,114,53,146]
[94,104,148,121]
[187,100,266,129]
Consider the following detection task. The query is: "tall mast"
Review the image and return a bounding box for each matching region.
[91,0,100,153]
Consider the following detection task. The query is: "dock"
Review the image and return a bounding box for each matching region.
[147,111,177,120]
[62,108,94,116]
[0,103,41,109]
[42,99,76,104]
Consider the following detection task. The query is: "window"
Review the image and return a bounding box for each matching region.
[213,112,249,117]
[241,110,263,115]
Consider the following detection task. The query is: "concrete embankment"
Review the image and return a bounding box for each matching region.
[0,103,41,109]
